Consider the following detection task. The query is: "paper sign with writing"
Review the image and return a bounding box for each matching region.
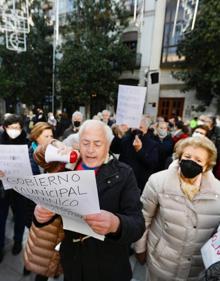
[201,230,220,269]
[5,170,100,216]
[5,171,104,240]
[62,216,104,241]
[0,145,33,189]
[116,85,146,128]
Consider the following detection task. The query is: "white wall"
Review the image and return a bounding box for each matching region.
[140,0,167,116]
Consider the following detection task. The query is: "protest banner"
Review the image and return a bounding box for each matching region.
[0,145,33,189]
[201,226,220,269]
[115,84,146,128]
[5,170,104,240]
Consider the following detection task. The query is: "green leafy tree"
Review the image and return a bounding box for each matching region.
[58,0,136,114]
[173,0,220,112]
[0,0,53,107]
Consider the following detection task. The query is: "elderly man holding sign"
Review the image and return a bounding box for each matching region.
[34,120,145,281]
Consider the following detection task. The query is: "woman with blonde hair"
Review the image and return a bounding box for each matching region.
[26,121,54,220]
[24,122,54,280]
[29,122,54,148]
[135,136,220,281]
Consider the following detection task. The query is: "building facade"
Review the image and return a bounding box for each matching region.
[0,0,217,118]
[53,0,218,120]
[121,0,217,121]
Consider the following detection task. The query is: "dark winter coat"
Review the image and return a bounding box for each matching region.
[62,125,79,140]
[0,129,29,247]
[0,129,29,198]
[151,134,174,171]
[0,129,28,145]
[111,132,159,192]
[0,130,35,227]
[208,126,220,180]
[59,158,145,281]
[199,262,220,281]
[208,126,220,159]
[55,118,71,139]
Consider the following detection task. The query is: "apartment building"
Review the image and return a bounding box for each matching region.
[121,0,217,120]
[0,0,217,119]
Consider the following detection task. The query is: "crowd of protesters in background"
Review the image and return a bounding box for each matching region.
[0,108,220,281]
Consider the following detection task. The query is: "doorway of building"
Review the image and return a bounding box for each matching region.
[158,97,184,120]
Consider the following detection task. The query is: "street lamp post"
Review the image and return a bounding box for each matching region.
[52,0,59,114]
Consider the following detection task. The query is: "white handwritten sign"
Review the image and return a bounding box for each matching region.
[62,216,103,241]
[0,145,33,189]
[201,227,220,269]
[5,171,104,240]
[116,85,146,128]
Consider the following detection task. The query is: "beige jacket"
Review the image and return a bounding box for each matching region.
[24,216,64,277]
[135,161,220,281]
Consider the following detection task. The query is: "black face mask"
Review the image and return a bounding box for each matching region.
[131,129,143,138]
[73,121,81,128]
[179,159,203,179]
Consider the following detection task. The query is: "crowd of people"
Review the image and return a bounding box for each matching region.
[0,108,220,281]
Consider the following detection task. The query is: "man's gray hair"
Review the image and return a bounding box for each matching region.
[141,116,151,128]
[102,109,110,115]
[72,111,83,119]
[79,120,114,145]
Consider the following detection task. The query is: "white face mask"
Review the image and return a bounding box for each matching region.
[6,129,21,139]
[192,132,205,138]
[197,120,204,125]
[158,128,168,138]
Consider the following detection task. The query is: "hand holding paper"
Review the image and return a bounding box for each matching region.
[0,170,5,177]
[6,170,103,240]
[84,210,120,235]
[34,205,55,223]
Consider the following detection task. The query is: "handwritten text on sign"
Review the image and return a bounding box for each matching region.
[0,145,33,189]
[201,230,220,269]
[5,170,100,217]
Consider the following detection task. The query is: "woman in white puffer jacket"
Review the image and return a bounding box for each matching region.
[135,136,220,281]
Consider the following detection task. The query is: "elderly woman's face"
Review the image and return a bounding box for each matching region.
[79,125,109,168]
[36,129,53,145]
[181,145,208,171]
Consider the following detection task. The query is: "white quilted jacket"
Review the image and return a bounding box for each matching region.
[135,161,220,281]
